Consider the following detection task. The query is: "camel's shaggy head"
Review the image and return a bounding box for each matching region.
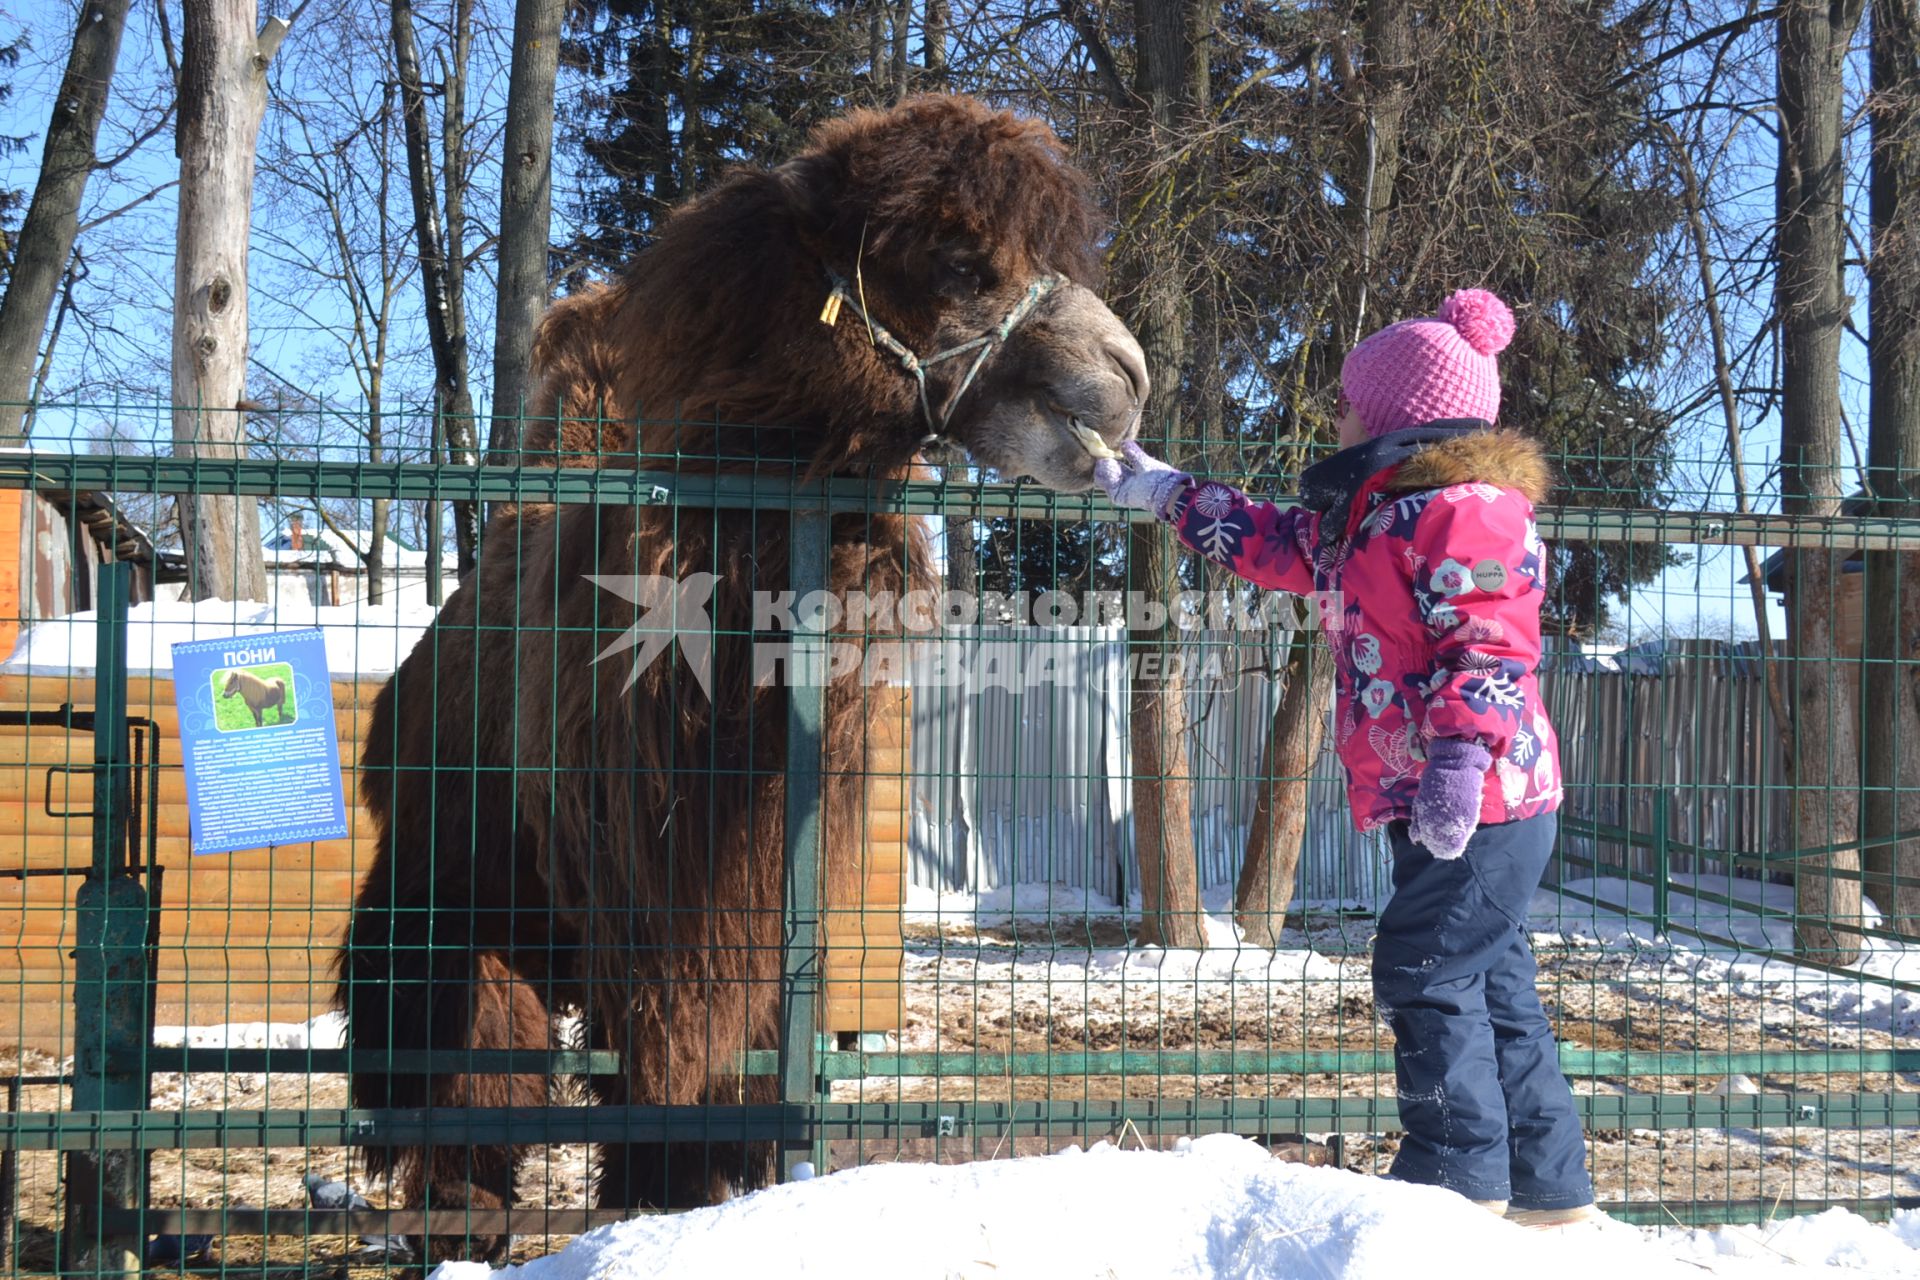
[535,95,1146,492]
[782,96,1148,490]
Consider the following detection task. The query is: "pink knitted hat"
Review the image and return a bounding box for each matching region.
[1340,289,1516,438]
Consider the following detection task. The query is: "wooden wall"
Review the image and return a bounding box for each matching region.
[0,672,908,1052]
[824,683,910,1035]
[0,674,379,1047]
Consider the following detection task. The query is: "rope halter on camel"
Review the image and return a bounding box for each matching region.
[820,268,1067,451]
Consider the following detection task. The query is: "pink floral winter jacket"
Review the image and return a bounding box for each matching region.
[1167,427,1564,833]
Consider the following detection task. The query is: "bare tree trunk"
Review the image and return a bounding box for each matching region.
[1336,0,1412,344]
[682,20,707,187]
[943,454,975,592]
[869,1,888,96]
[366,496,388,605]
[890,0,910,101]
[1863,0,1920,936]
[1235,0,1408,923]
[172,0,288,603]
[924,0,947,74]
[28,250,83,412]
[1129,519,1206,949]
[1236,633,1331,945]
[488,0,562,467]
[0,0,132,444]
[1127,241,1203,946]
[442,0,476,535]
[1123,0,1209,949]
[366,360,388,606]
[1778,0,1866,962]
[391,0,478,572]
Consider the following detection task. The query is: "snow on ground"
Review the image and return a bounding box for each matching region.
[880,874,1920,1208]
[2,598,437,677]
[1534,875,1919,1037]
[149,1012,348,1051]
[896,873,1919,1052]
[425,1135,1920,1280]
[139,1015,349,1110]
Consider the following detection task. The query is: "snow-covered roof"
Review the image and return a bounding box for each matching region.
[262,527,456,573]
[1,598,437,677]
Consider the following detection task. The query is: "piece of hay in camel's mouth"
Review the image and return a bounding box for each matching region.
[1071,421,1121,460]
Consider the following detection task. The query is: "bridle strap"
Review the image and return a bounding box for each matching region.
[823,269,1066,450]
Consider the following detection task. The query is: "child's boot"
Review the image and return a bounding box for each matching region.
[1506,1204,1609,1230]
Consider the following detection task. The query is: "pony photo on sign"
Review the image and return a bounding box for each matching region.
[212,662,297,730]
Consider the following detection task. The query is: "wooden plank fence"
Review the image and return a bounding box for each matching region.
[0,673,910,1050]
[905,633,1800,905]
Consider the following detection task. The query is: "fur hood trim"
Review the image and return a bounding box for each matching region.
[1384,429,1553,504]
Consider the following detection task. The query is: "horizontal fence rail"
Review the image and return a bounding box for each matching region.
[6,450,1920,546]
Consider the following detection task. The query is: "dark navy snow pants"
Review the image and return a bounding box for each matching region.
[1373,812,1593,1209]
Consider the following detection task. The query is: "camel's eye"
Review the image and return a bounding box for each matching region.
[939,254,989,294]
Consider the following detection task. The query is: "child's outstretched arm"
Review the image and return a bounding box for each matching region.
[1095,443,1319,596]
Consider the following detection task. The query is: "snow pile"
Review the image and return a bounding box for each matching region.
[907,879,1134,920]
[1665,1208,1920,1275]
[905,919,1343,995]
[149,1012,347,1051]
[425,1136,1919,1280]
[902,880,1344,1030]
[3,598,436,678]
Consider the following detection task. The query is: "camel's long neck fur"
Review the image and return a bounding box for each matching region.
[590,172,928,481]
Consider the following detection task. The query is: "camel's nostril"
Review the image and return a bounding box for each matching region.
[1107,339,1150,407]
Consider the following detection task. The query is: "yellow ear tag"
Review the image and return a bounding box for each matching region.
[820,291,844,326]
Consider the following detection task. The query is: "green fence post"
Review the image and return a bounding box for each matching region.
[62,563,150,1280]
[780,509,828,1178]
[1653,786,1670,940]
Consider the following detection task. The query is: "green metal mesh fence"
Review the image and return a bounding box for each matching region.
[0,403,1914,1276]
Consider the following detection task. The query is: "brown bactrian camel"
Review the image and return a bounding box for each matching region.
[337,95,1146,1259]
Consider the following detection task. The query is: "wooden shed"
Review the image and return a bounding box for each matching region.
[0,488,168,657]
[0,668,908,1052]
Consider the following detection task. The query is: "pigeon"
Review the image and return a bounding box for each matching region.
[301,1173,368,1212]
[302,1173,414,1261]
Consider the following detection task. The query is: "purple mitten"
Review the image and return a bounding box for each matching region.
[1094,442,1192,521]
[1409,738,1492,860]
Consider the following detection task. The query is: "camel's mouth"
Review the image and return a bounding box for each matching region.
[933,282,1147,494]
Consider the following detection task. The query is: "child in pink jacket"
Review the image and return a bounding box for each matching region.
[1097,289,1600,1227]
